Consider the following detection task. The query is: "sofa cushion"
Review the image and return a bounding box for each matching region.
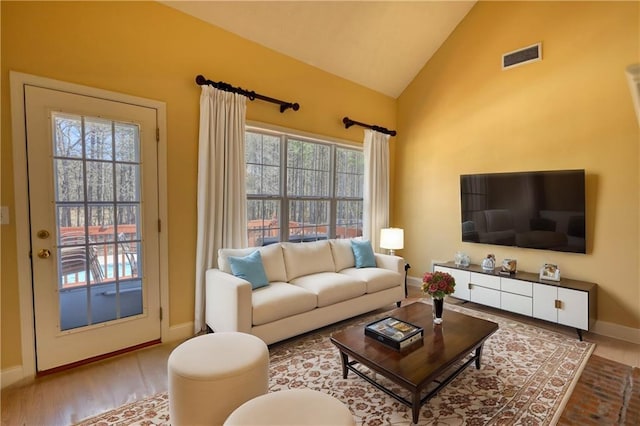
[228,250,269,290]
[252,282,318,326]
[350,239,376,268]
[340,267,403,294]
[329,239,356,271]
[281,240,335,281]
[218,244,287,283]
[290,272,366,307]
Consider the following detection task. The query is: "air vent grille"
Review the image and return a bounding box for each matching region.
[502,43,542,70]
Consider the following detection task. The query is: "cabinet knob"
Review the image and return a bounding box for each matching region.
[554,299,562,309]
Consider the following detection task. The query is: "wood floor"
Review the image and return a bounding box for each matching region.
[1,288,639,425]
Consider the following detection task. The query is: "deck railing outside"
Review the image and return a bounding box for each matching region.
[59,225,138,289]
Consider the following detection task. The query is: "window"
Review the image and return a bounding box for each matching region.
[246,128,363,246]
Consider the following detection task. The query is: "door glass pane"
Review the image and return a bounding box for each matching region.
[115,123,140,162]
[55,159,84,202]
[85,118,113,161]
[86,161,114,202]
[116,164,140,201]
[52,112,143,331]
[54,114,83,158]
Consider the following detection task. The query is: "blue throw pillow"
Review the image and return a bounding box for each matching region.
[351,239,376,268]
[228,250,269,290]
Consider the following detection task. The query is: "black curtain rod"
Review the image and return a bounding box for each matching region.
[195,75,300,113]
[342,117,397,136]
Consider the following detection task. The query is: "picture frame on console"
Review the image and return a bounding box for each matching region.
[539,263,561,281]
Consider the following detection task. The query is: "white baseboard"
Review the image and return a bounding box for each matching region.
[1,365,26,389]
[166,321,195,343]
[591,320,640,345]
[407,276,422,287]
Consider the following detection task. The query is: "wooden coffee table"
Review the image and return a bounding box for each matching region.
[330,302,498,424]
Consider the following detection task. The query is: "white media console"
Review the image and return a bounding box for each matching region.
[434,262,597,340]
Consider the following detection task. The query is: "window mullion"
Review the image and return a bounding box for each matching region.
[281,134,288,241]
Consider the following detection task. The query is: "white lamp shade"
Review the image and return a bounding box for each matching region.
[380,228,404,250]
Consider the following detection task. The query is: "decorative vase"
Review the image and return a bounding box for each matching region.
[432,297,444,324]
[454,252,470,268]
[481,254,495,272]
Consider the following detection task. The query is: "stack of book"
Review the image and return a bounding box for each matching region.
[364,316,424,350]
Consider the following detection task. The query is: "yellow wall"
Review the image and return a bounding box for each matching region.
[397,1,640,328]
[0,1,396,369]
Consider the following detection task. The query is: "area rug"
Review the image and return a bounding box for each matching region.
[77,301,594,425]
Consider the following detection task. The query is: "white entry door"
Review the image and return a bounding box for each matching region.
[25,85,161,372]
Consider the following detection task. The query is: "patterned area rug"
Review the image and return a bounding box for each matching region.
[77,301,594,425]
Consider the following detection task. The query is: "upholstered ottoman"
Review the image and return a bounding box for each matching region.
[223,389,356,425]
[168,332,269,426]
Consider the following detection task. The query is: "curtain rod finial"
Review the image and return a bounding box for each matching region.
[195,75,206,85]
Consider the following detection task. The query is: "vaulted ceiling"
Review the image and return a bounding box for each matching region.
[162,1,476,98]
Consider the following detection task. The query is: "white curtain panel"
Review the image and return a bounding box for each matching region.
[194,86,248,333]
[363,128,390,252]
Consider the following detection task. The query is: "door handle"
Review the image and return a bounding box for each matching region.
[37,249,51,259]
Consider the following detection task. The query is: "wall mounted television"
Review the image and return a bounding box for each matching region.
[460,169,586,254]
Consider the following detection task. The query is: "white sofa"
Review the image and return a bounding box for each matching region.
[205,239,405,345]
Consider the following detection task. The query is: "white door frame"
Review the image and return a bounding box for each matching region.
[9,71,169,380]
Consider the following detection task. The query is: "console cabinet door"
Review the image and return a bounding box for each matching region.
[558,288,588,330]
[434,266,470,301]
[533,283,558,323]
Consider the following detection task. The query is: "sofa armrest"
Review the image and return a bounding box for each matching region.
[374,253,405,274]
[205,269,253,333]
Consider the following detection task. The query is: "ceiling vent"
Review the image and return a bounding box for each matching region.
[502,43,542,70]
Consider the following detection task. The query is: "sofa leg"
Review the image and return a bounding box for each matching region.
[396,301,402,308]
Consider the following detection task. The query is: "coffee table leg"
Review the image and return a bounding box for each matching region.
[339,351,349,379]
[412,392,421,424]
[475,345,484,369]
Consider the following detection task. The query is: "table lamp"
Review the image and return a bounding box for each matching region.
[380,228,404,256]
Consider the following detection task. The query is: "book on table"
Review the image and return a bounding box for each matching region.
[364,316,424,350]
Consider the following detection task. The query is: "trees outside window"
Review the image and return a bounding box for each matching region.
[246,128,363,246]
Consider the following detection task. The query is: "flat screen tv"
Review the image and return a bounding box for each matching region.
[460,169,586,254]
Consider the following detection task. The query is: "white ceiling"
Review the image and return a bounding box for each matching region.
[162,1,476,98]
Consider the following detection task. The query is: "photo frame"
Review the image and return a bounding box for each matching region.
[539,263,561,281]
[500,258,517,275]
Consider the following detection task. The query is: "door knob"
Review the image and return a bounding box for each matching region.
[37,249,51,259]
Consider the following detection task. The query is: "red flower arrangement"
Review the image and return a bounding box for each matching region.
[422,271,456,299]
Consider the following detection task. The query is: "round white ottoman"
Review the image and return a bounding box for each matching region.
[168,332,269,426]
[224,389,356,425]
